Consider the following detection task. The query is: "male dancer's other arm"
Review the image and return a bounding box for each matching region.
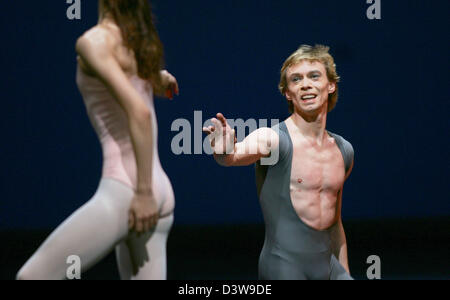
[330,162,354,274]
[203,113,279,166]
[76,29,158,233]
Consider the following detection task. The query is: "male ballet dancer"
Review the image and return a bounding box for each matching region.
[203,45,354,280]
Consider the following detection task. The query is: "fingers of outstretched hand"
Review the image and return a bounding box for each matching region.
[216,113,228,128]
[202,126,215,135]
[211,118,224,133]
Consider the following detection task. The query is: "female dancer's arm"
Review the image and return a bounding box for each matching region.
[157,70,179,100]
[76,28,157,233]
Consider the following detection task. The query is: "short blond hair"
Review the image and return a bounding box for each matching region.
[279,45,340,113]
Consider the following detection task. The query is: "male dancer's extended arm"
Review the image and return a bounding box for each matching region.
[203,113,279,166]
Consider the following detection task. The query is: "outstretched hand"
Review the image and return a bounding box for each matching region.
[202,113,236,154]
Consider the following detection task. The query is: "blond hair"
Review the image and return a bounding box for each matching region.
[279,45,340,113]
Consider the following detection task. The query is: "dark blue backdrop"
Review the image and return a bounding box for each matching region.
[1,0,449,229]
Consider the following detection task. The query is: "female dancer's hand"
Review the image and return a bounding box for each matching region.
[159,70,179,100]
[128,191,159,234]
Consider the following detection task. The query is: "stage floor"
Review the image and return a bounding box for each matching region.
[2,217,448,280]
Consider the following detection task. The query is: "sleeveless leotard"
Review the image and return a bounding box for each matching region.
[255,121,353,280]
[76,65,174,216]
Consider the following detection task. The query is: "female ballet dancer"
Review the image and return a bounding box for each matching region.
[16,0,178,280]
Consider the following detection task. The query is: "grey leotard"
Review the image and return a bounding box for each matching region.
[255,121,354,280]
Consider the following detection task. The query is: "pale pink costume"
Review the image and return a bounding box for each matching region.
[16,65,175,280]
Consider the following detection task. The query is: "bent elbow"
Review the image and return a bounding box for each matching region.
[126,106,153,134]
[131,106,152,123]
[138,107,152,121]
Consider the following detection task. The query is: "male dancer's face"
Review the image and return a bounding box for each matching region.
[285,60,335,115]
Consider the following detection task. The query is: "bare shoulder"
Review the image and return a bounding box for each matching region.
[75,25,118,57]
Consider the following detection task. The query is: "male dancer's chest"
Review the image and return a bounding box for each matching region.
[288,137,346,229]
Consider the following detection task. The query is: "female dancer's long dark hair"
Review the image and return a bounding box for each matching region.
[101,0,164,91]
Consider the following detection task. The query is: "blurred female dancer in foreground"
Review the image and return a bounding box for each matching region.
[17,0,178,280]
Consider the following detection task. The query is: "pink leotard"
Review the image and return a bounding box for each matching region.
[76,65,175,217]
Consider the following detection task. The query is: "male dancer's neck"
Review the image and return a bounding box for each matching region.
[290,106,328,144]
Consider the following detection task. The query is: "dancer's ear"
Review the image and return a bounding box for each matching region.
[328,82,336,94]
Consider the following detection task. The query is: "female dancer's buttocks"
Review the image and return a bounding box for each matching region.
[16,25,175,280]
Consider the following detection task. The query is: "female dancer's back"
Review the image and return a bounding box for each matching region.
[16,18,175,280]
[76,22,175,217]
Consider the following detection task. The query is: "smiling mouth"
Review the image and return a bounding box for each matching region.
[301,94,317,101]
